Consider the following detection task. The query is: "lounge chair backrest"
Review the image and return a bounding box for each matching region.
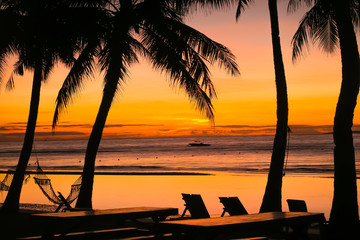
[181,193,210,219]
[219,197,248,217]
[287,199,308,212]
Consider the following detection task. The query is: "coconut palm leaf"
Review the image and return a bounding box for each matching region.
[289,0,359,62]
[236,0,254,20]
[140,27,215,120]
[287,0,314,14]
[0,8,21,80]
[291,1,338,61]
[144,12,239,79]
[5,60,24,91]
[53,42,99,128]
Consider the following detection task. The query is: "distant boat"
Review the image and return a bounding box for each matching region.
[188,141,211,147]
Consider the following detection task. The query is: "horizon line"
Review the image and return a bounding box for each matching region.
[1,123,358,142]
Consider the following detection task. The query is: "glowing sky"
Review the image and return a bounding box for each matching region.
[1,1,360,141]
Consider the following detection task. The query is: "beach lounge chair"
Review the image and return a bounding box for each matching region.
[181,193,210,219]
[286,199,322,238]
[219,196,248,217]
[287,199,308,212]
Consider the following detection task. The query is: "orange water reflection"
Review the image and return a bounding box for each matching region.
[1,172,359,220]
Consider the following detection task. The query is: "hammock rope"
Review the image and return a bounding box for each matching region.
[33,161,82,207]
[0,170,30,191]
[0,171,13,191]
[283,126,292,176]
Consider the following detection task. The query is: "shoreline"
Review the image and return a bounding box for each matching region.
[1,172,359,219]
[0,170,212,176]
[1,169,351,178]
[0,169,342,178]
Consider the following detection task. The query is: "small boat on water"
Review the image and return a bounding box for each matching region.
[188,141,211,147]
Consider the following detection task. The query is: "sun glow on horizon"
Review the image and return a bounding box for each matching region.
[1,2,360,142]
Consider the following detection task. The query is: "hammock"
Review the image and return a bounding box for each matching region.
[33,162,82,211]
[0,171,13,191]
[0,170,30,191]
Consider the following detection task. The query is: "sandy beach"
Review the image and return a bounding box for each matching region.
[1,171,350,220]
[1,135,355,219]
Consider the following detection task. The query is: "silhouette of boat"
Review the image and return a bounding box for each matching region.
[188,141,211,147]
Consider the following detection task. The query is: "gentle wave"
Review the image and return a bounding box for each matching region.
[1,135,359,176]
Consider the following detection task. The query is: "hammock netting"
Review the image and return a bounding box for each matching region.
[33,164,82,206]
[0,171,13,191]
[0,170,30,191]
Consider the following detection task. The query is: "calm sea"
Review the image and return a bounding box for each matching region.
[1,134,360,176]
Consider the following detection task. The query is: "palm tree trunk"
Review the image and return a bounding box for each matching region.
[75,66,120,209]
[1,61,43,214]
[329,0,360,237]
[259,0,288,213]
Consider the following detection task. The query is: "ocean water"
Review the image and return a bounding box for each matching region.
[1,134,360,176]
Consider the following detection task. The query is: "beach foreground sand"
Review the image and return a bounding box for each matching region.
[1,171,349,220]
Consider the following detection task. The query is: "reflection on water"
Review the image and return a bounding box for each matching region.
[1,135,360,219]
[1,135,359,175]
[1,172,353,220]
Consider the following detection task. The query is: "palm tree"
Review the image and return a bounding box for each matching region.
[0,0,92,213]
[169,0,289,212]
[289,0,360,236]
[53,0,240,209]
[259,0,289,213]
[235,0,289,212]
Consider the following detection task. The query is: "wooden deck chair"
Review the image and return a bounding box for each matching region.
[219,197,248,217]
[181,193,210,219]
[286,199,320,238]
[287,199,308,212]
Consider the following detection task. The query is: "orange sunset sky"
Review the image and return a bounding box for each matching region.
[1,1,360,141]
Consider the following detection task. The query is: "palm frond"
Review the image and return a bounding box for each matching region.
[292,14,312,61]
[314,14,338,54]
[186,47,217,98]
[5,75,15,91]
[0,50,9,82]
[0,8,21,80]
[287,0,315,14]
[41,54,56,82]
[53,42,98,128]
[141,26,215,122]
[5,60,24,91]
[350,0,360,30]
[291,1,338,61]
[168,20,240,76]
[177,0,236,10]
[99,35,139,92]
[236,0,254,20]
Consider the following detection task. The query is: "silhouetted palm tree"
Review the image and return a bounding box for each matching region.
[290,0,360,237]
[53,0,239,209]
[176,0,289,213]
[0,0,94,213]
[235,0,289,212]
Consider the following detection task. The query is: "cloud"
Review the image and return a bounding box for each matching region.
[191,119,210,123]
[104,124,163,128]
[213,124,337,135]
[2,121,360,142]
[57,123,93,128]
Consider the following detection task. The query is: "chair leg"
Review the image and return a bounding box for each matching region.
[55,203,64,212]
[181,207,188,218]
[221,209,226,217]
